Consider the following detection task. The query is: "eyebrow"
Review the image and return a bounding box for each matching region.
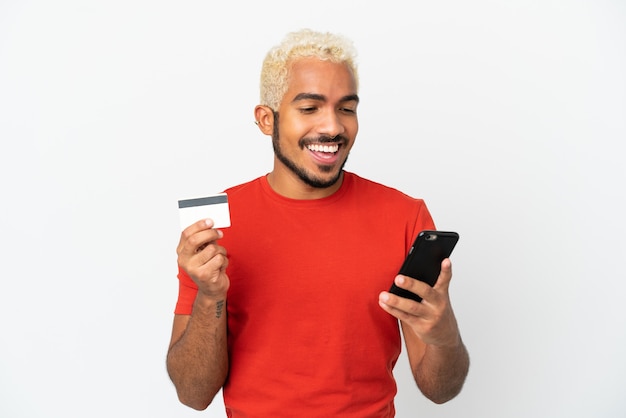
[292,93,360,104]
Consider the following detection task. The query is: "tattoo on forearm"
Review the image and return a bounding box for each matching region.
[216,300,225,319]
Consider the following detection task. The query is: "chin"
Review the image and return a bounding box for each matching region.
[303,168,343,189]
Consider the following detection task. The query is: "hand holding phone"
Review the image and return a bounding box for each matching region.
[389,230,459,302]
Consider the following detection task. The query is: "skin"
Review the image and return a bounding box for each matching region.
[166,57,469,410]
[167,219,229,409]
[255,58,359,199]
[379,260,470,403]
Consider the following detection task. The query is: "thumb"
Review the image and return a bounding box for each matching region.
[433,258,453,291]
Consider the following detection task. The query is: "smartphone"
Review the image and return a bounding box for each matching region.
[389,230,459,302]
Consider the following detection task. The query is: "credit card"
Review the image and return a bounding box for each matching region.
[178,193,231,230]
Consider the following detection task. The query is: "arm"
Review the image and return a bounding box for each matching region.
[379,258,469,404]
[166,219,230,410]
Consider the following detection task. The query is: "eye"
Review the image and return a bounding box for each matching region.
[299,106,318,114]
[340,107,356,114]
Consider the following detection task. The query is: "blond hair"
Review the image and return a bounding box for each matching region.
[259,29,359,110]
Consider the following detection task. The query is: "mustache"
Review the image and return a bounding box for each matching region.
[299,135,347,148]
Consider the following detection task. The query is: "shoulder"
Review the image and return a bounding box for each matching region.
[343,172,435,244]
[222,176,267,201]
[344,171,425,205]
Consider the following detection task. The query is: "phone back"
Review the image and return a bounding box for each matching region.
[390,230,459,302]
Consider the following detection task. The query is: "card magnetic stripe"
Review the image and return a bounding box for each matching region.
[178,195,228,208]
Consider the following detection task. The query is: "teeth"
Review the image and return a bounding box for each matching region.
[307,144,339,153]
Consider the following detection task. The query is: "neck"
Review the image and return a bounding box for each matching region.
[267,168,344,200]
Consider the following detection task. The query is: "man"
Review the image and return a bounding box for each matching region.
[167,29,469,417]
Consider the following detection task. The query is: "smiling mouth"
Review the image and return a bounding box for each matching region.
[306,143,340,153]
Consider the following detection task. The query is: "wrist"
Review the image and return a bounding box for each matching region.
[427,330,463,350]
[193,292,227,316]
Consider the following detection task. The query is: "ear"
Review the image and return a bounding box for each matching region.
[254,105,275,136]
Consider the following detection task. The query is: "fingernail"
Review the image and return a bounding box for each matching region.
[205,219,214,227]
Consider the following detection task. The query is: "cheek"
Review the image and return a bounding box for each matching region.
[280,119,312,142]
[341,115,358,135]
[345,120,358,142]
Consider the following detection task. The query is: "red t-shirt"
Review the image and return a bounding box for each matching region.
[175,172,435,417]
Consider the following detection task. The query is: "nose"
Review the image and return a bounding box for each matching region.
[317,109,345,139]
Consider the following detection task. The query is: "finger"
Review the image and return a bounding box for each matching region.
[185,245,229,284]
[194,253,229,282]
[379,290,428,319]
[393,274,434,302]
[177,224,223,256]
[432,258,453,291]
[178,229,221,255]
[182,218,216,238]
[195,243,228,268]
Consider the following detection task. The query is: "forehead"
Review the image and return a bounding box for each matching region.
[284,58,357,101]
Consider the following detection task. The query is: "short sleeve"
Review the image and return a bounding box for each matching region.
[174,266,198,315]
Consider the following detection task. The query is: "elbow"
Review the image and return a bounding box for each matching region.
[168,368,223,411]
[416,343,470,405]
[416,373,468,404]
[424,391,459,405]
[420,383,464,405]
[166,354,227,411]
[176,390,218,411]
[180,398,210,411]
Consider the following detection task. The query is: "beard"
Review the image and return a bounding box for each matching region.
[271,112,349,189]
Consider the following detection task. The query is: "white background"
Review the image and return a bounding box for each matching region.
[1,1,625,417]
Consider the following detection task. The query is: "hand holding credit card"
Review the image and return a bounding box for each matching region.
[178,193,231,230]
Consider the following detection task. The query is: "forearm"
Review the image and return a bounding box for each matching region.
[414,338,470,404]
[167,295,229,410]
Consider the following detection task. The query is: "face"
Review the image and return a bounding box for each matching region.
[270,58,359,193]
